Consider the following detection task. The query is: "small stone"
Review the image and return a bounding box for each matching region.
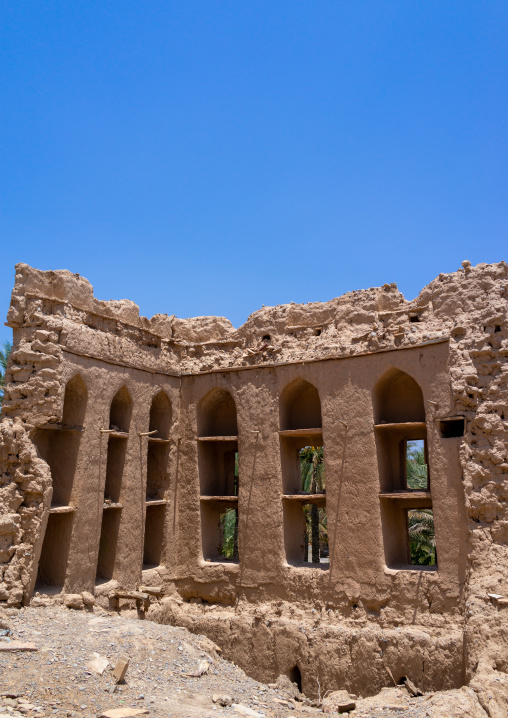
[113,656,130,683]
[81,591,95,607]
[212,694,233,707]
[63,594,84,610]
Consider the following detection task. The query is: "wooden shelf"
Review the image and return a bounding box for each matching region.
[145,499,168,506]
[103,502,123,510]
[49,505,76,514]
[379,491,431,500]
[283,494,326,504]
[109,431,129,439]
[200,495,238,503]
[40,423,83,433]
[279,428,323,438]
[374,422,426,431]
[198,436,238,442]
[148,437,170,444]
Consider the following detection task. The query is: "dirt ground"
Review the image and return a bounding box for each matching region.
[0,604,471,718]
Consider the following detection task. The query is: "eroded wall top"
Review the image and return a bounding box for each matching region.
[5,260,508,383]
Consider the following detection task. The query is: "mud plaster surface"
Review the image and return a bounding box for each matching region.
[0,261,507,714]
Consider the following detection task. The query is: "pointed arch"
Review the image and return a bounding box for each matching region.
[373,368,425,424]
[198,388,238,437]
[109,385,133,433]
[149,389,172,439]
[280,378,322,431]
[62,374,88,427]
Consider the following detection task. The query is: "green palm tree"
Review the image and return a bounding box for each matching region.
[406,440,428,490]
[406,442,435,564]
[0,341,12,404]
[300,447,325,563]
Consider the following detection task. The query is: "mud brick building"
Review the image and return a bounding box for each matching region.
[1,261,507,706]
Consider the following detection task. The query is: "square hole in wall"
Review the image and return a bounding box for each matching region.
[439,418,465,438]
[407,508,436,566]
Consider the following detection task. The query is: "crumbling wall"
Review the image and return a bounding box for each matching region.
[0,260,507,709]
[0,418,52,605]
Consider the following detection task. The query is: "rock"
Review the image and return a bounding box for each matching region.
[81,591,95,607]
[112,655,130,683]
[272,674,302,699]
[212,694,233,707]
[322,690,356,714]
[87,652,109,675]
[404,678,423,697]
[0,609,11,631]
[64,594,84,610]
[232,705,264,718]
[183,659,209,677]
[99,710,149,718]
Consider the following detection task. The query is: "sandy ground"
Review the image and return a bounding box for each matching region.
[0,605,445,718]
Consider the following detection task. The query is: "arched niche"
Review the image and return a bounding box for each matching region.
[35,374,87,590]
[197,388,239,563]
[109,386,133,433]
[373,369,434,569]
[198,388,238,437]
[373,369,425,425]
[280,378,322,431]
[62,374,88,427]
[149,390,172,440]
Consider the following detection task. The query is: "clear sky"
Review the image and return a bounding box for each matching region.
[1,1,507,346]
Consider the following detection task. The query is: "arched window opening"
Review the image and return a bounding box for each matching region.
[149,390,172,440]
[144,390,172,569]
[280,379,322,431]
[97,385,131,583]
[109,385,132,434]
[374,369,436,569]
[198,389,239,563]
[35,374,87,590]
[198,388,238,438]
[279,379,328,569]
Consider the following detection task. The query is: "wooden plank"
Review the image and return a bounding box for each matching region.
[374,422,427,431]
[279,428,322,437]
[200,496,238,502]
[197,436,238,442]
[0,642,38,652]
[138,585,163,597]
[114,591,149,601]
[379,491,432,500]
[49,505,76,514]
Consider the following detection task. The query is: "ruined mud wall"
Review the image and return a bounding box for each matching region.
[0,261,507,710]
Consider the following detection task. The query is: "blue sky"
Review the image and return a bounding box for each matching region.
[1,1,507,345]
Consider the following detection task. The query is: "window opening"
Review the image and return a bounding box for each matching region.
[439,418,465,438]
[374,369,436,569]
[97,386,131,582]
[407,509,436,566]
[36,512,74,589]
[143,504,166,567]
[109,386,132,433]
[96,508,122,581]
[35,375,87,591]
[404,440,429,490]
[144,391,172,568]
[280,379,327,568]
[198,389,240,563]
